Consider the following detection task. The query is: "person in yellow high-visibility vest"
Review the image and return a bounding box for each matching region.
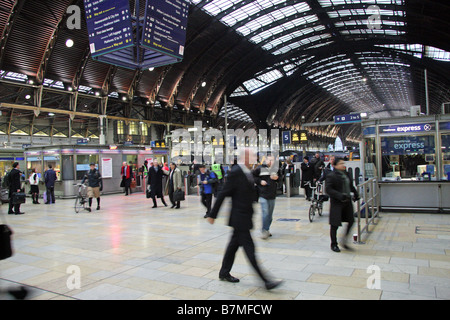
[211,162,224,196]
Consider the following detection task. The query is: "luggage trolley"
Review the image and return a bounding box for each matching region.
[74,183,88,213]
[305,181,328,222]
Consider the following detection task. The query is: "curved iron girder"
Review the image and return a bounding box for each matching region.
[0,0,25,69]
[36,0,79,84]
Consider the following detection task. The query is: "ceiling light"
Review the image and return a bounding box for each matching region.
[48,112,55,117]
[25,94,31,100]
[201,81,207,87]
[149,67,155,71]
[66,39,74,48]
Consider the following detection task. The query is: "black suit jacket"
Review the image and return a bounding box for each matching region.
[9,168,22,193]
[209,165,256,231]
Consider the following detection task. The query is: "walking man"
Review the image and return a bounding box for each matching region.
[82,163,103,212]
[121,161,132,196]
[199,165,217,218]
[148,160,168,208]
[7,162,24,215]
[207,148,282,290]
[325,157,360,252]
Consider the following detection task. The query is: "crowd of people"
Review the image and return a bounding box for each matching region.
[1,151,360,293]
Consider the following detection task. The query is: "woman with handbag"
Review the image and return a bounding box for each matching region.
[167,162,183,209]
[29,168,40,204]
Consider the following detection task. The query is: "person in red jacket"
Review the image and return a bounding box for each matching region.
[121,161,132,196]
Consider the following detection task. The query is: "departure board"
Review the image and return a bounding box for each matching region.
[142,0,189,59]
[84,0,134,57]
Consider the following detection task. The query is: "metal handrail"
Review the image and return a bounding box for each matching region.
[355,178,380,244]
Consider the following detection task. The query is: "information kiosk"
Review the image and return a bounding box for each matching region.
[361,114,450,212]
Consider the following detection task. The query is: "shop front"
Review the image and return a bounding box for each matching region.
[24,146,170,198]
[361,114,450,212]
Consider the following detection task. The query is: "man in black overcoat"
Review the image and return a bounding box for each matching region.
[207,148,282,291]
[147,160,168,208]
[325,157,360,252]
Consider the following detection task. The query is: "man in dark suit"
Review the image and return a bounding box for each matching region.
[8,162,24,215]
[44,164,57,204]
[301,156,314,200]
[325,157,360,252]
[207,148,282,291]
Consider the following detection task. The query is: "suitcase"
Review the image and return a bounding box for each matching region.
[0,188,9,204]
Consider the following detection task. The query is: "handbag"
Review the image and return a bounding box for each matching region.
[173,189,185,202]
[12,192,26,205]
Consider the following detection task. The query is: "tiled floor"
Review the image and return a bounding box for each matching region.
[0,193,449,300]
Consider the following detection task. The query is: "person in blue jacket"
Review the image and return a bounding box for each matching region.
[44,164,57,204]
[198,165,217,218]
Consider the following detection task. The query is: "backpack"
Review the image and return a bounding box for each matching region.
[1,171,11,189]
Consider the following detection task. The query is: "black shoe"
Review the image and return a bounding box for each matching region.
[15,212,25,215]
[331,245,341,252]
[8,286,28,300]
[8,211,15,215]
[96,206,100,211]
[204,214,208,218]
[175,206,180,209]
[45,202,50,204]
[152,205,157,208]
[265,280,283,290]
[87,208,91,212]
[219,275,240,283]
[171,205,176,208]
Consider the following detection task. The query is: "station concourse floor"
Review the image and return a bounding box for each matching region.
[0,192,449,300]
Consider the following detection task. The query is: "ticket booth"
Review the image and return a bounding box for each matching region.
[361,114,450,212]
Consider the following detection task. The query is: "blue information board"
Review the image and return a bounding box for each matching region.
[142,0,189,60]
[84,0,134,57]
[83,0,189,70]
[334,114,361,124]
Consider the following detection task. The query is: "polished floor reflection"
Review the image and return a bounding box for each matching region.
[0,193,449,300]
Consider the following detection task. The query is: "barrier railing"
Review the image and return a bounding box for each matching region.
[355,178,380,244]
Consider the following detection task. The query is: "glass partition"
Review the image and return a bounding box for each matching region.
[380,134,436,180]
[26,157,43,180]
[442,134,450,180]
[62,155,75,180]
[44,155,61,181]
[363,137,377,178]
[76,155,99,180]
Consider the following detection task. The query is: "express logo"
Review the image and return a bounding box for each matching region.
[424,124,432,131]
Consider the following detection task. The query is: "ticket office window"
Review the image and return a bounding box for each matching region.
[442,134,450,180]
[44,156,61,181]
[380,135,436,180]
[76,155,99,180]
[27,157,43,180]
